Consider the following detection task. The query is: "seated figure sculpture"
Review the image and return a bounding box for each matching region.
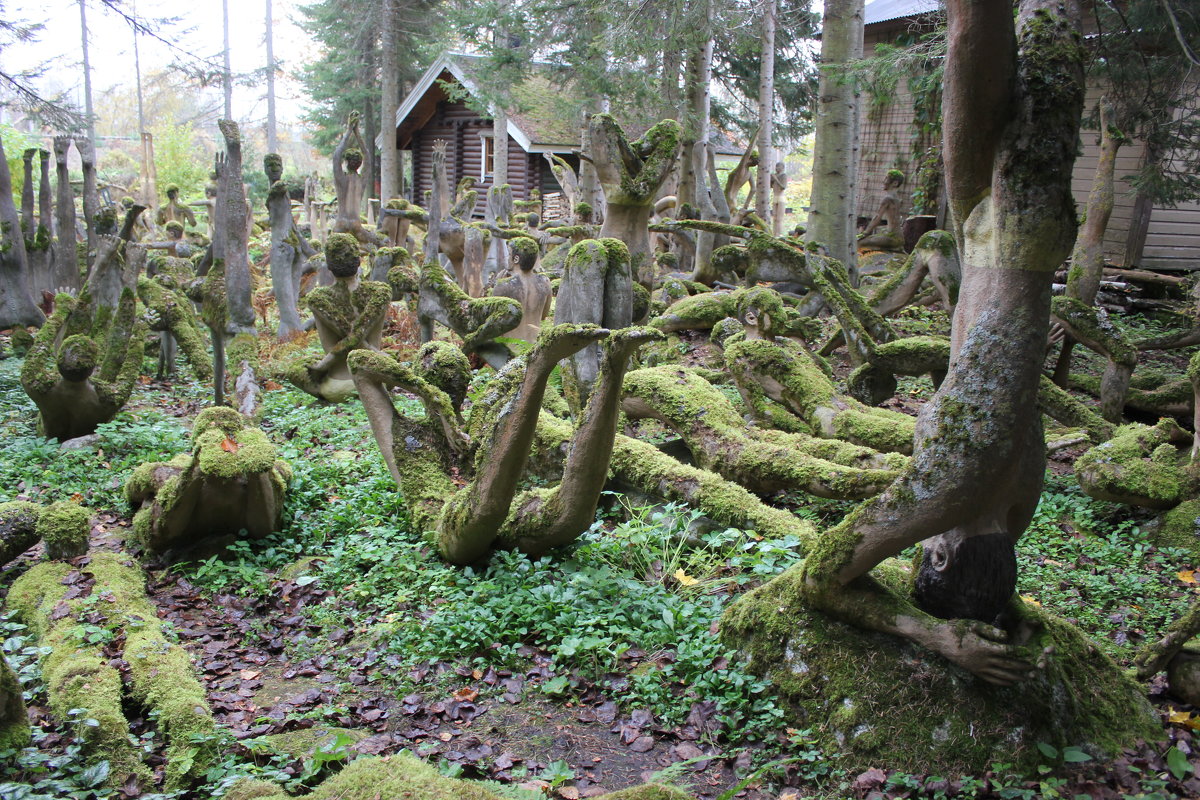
[125,407,291,556]
[285,233,390,403]
[350,324,662,564]
[20,291,147,441]
[492,236,551,343]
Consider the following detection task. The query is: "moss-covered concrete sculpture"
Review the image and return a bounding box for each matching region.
[137,259,213,381]
[126,407,291,556]
[857,169,906,252]
[0,650,28,751]
[265,153,318,339]
[622,366,906,498]
[331,111,381,247]
[20,291,147,441]
[351,325,662,564]
[1050,295,1137,423]
[0,499,90,565]
[415,260,522,369]
[554,238,635,412]
[589,114,681,286]
[225,753,695,800]
[7,551,217,789]
[155,184,197,229]
[285,233,389,403]
[491,236,551,342]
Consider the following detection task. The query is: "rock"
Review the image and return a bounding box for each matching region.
[59,434,101,451]
[1168,649,1200,706]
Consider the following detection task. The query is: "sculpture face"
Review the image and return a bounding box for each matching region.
[264,155,284,184]
[57,335,99,382]
[344,149,363,173]
[325,232,362,278]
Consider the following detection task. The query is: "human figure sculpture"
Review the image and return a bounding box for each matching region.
[74,136,100,255]
[332,111,381,246]
[20,291,147,441]
[156,184,197,229]
[350,324,663,564]
[492,237,551,343]
[138,259,212,381]
[264,153,318,339]
[415,261,522,369]
[125,407,291,557]
[858,170,906,252]
[285,233,390,403]
[51,136,80,292]
[770,162,788,236]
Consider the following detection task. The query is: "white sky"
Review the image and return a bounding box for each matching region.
[2,0,312,130]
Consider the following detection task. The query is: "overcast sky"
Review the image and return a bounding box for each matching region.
[3,0,311,127]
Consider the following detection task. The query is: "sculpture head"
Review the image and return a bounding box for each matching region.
[165,184,180,201]
[343,148,363,173]
[94,206,119,235]
[121,196,135,209]
[509,237,539,273]
[165,220,185,240]
[885,169,906,190]
[736,286,785,340]
[263,154,284,183]
[325,233,361,278]
[415,341,472,411]
[573,202,592,223]
[526,212,540,228]
[58,335,99,382]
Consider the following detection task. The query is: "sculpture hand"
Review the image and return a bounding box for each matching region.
[144,308,168,332]
[53,136,71,162]
[929,620,1036,686]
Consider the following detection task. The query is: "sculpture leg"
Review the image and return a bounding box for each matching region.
[498,328,664,555]
[437,325,610,564]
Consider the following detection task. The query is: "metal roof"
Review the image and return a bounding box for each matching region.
[864,0,941,26]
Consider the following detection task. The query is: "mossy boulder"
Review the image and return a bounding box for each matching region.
[0,652,29,750]
[37,501,90,560]
[248,727,367,760]
[721,563,1160,774]
[1155,498,1200,559]
[224,752,695,800]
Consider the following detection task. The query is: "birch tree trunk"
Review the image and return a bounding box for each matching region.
[806,0,864,272]
[266,0,278,153]
[755,0,777,225]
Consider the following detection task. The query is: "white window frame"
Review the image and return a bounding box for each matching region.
[479,132,496,180]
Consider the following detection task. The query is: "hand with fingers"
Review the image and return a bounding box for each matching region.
[931,620,1041,686]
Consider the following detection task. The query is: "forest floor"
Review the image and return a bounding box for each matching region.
[3,298,1200,799]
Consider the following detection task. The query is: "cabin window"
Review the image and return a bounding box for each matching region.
[480,133,496,180]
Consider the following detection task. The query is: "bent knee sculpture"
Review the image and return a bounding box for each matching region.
[351,324,663,564]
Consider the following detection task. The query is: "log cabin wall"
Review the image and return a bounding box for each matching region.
[407,99,535,218]
[858,13,1200,270]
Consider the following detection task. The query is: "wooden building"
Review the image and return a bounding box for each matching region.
[860,0,1200,271]
[385,53,744,220]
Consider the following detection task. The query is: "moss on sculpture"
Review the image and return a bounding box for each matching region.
[225,753,694,800]
[721,561,1159,773]
[7,552,217,788]
[36,501,90,560]
[126,407,290,556]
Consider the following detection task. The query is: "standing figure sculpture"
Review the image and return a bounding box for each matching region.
[156,185,197,230]
[264,153,318,339]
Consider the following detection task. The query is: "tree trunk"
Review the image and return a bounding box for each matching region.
[77,137,100,256]
[755,0,777,225]
[141,133,158,220]
[379,0,399,201]
[222,0,233,119]
[265,0,278,153]
[79,0,96,145]
[217,120,255,333]
[676,33,713,219]
[0,137,46,328]
[806,0,864,272]
[1066,98,1121,306]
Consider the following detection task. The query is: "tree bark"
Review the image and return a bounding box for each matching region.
[79,0,96,145]
[806,0,864,272]
[222,0,233,119]
[755,0,777,225]
[265,0,278,153]
[379,0,399,201]
[0,137,45,329]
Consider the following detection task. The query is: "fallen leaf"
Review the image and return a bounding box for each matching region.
[221,437,239,453]
[1180,570,1197,585]
[674,569,698,587]
[1020,595,1041,607]
[453,687,479,702]
[559,788,581,800]
[264,380,283,391]
[239,669,261,680]
[1169,707,1194,725]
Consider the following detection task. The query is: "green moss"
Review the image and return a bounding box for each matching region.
[1076,420,1192,509]
[722,564,1158,773]
[1156,499,1200,559]
[0,651,29,750]
[1050,296,1136,366]
[226,752,698,800]
[37,501,90,560]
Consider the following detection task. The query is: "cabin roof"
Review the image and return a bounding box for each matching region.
[389,52,745,156]
[864,0,940,26]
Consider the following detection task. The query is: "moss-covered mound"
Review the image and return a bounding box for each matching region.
[226,753,694,800]
[6,552,217,788]
[721,563,1159,774]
